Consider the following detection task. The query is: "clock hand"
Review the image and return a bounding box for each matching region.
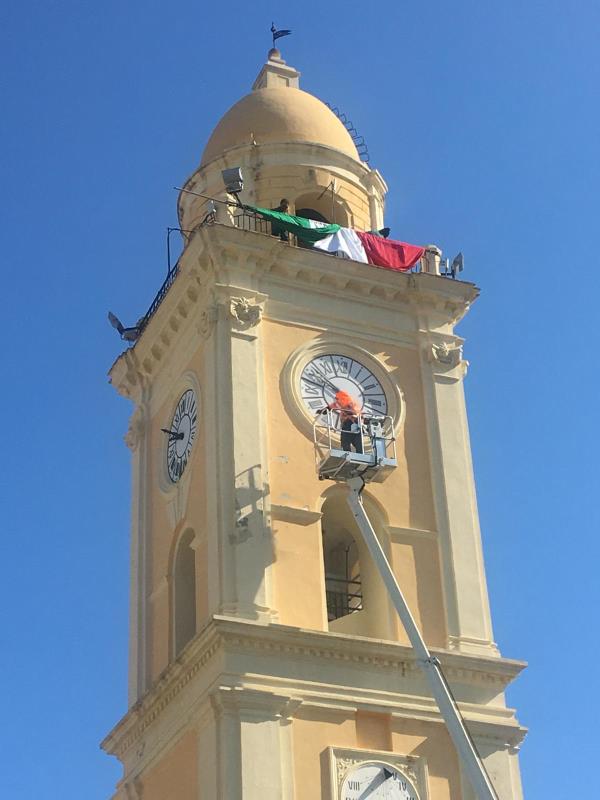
[161,428,185,440]
[356,770,391,800]
[307,365,340,393]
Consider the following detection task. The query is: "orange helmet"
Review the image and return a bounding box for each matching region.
[334,390,361,413]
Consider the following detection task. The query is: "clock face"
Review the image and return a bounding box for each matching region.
[299,354,388,418]
[166,389,198,483]
[341,763,418,800]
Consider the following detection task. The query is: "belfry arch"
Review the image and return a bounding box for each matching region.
[320,489,394,640]
[295,190,350,228]
[172,528,197,656]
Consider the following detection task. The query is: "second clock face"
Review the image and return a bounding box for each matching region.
[299,354,388,418]
[166,389,198,483]
[341,763,418,800]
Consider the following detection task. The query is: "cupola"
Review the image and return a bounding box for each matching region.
[178,50,387,233]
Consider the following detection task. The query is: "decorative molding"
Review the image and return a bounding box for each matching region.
[271,504,323,526]
[229,296,263,330]
[108,224,479,401]
[210,685,303,721]
[101,616,526,763]
[422,337,469,382]
[447,634,500,658]
[329,746,429,800]
[196,305,217,340]
[430,341,462,368]
[124,407,145,451]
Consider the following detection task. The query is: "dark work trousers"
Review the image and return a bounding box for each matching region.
[341,418,363,453]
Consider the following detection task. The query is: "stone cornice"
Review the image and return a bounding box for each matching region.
[208,223,479,322]
[107,222,479,400]
[102,615,525,761]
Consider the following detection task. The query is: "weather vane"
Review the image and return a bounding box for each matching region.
[271,22,292,48]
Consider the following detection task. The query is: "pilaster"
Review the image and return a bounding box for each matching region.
[204,282,276,622]
[123,367,153,702]
[211,686,300,800]
[419,331,497,657]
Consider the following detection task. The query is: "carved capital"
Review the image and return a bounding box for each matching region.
[229,296,263,330]
[124,407,144,451]
[430,341,462,367]
[424,340,469,381]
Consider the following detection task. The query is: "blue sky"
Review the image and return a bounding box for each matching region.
[1,1,598,797]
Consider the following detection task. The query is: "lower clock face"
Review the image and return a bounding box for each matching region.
[299,354,388,418]
[341,763,418,800]
[166,389,198,483]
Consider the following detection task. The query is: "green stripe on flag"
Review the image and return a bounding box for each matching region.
[248,206,341,244]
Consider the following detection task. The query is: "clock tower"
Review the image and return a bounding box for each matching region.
[102,50,526,799]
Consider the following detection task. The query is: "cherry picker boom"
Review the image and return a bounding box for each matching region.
[313,412,499,800]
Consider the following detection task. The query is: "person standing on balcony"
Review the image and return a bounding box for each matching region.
[271,198,290,241]
[321,390,363,454]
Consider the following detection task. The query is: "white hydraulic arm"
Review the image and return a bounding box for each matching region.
[345,476,499,800]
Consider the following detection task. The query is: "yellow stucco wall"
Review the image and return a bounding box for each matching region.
[139,730,198,800]
[262,318,446,646]
[292,713,461,800]
[147,348,209,682]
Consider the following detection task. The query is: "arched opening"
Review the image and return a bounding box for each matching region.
[173,529,197,655]
[320,492,394,639]
[296,207,331,224]
[295,190,350,228]
[323,526,362,623]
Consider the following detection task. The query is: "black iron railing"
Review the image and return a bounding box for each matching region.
[135,210,457,343]
[139,262,180,333]
[325,574,363,621]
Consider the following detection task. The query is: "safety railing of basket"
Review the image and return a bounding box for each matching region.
[313,410,396,465]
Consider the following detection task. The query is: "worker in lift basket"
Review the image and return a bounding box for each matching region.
[320,390,364,454]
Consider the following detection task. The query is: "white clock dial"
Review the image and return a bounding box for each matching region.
[299,354,388,418]
[166,389,198,483]
[341,763,418,800]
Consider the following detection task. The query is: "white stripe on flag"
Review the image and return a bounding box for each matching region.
[312,227,368,262]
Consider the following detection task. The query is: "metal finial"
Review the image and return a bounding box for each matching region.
[271,22,291,48]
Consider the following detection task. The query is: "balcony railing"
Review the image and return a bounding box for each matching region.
[138,262,180,334]
[137,208,455,341]
[325,574,363,621]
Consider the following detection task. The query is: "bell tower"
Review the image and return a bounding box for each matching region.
[102,50,526,800]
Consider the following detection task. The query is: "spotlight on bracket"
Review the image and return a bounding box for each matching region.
[108,311,141,343]
[221,167,244,195]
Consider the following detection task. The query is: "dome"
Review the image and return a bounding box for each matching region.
[201,86,359,165]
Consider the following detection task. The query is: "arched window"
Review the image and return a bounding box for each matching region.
[321,492,394,639]
[323,527,362,623]
[173,529,197,655]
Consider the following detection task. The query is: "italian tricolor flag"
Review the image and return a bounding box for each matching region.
[248,206,425,271]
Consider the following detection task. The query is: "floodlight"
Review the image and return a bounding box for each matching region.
[221,167,244,194]
[108,311,124,334]
[107,311,140,343]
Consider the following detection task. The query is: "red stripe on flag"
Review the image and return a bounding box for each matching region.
[356,232,425,271]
